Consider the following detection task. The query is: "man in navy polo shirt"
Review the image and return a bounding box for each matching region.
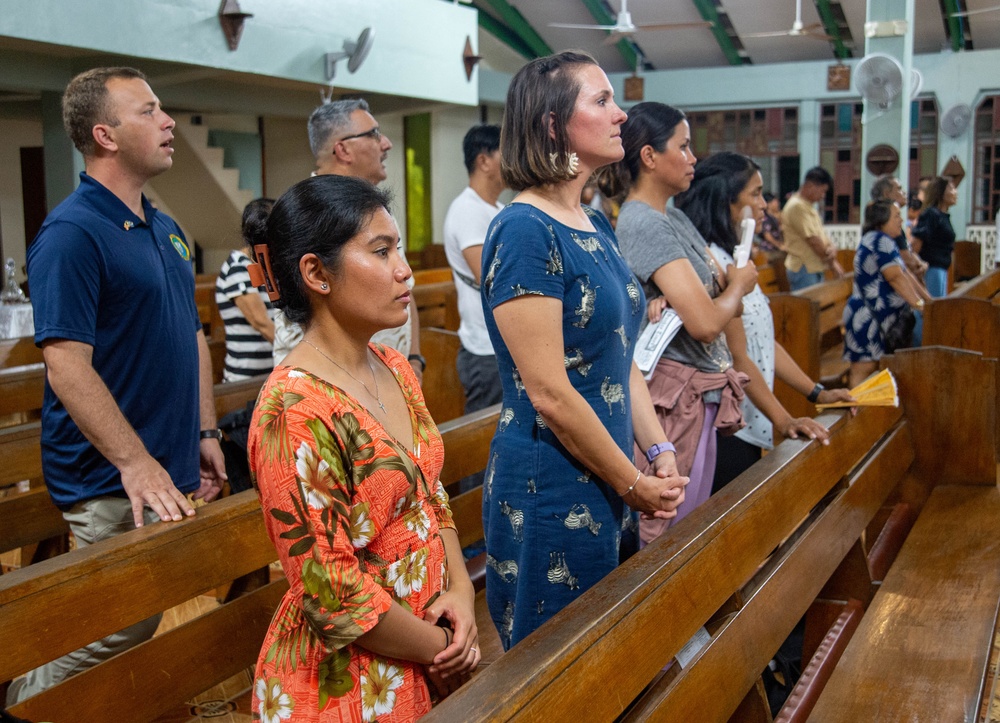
[7,67,227,704]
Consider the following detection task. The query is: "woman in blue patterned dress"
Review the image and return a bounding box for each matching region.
[843,201,926,388]
[481,51,689,650]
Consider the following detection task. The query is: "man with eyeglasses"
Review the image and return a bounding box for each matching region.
[270,98,425,380]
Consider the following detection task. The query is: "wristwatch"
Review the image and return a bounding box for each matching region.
[807,383,825,403]
[645,441,677,463]
[200,428,223,441]
[407,353,427,372]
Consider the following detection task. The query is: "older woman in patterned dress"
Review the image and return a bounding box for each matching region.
[843,200,926,388]
[480,51,687,651]
[247,175,478,721]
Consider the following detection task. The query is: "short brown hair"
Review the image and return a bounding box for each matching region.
[62,67,147,156]
[500,50,598,192]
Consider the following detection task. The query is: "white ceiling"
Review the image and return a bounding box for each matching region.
[475,0,1000,74]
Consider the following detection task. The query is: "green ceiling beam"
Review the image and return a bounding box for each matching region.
[813,0,852,59]
[579,0,640,71]
[688,0,746,66]
[480,0,553,58]
[477,11,538,59]
[941,0,966,52]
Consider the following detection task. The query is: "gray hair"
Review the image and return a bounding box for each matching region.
[870,174,900,202]
[307,98,370,158]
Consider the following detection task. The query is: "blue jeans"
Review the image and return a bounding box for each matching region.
[925,266,948,298]
[787,266,824,291]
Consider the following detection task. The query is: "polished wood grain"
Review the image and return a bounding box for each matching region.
[809,485,1000,721]
[413,280,459,332]
[421,327,465,425]
[424,402,907,722]
[438,403,499,491]
[12,580,288,723]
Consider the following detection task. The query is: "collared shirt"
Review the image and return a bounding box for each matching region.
[783,193,829,274]
[28,173,201,508]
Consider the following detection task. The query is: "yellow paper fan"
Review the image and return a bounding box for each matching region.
[815,369,898,409]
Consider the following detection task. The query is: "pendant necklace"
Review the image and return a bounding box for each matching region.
[303,340,387,414]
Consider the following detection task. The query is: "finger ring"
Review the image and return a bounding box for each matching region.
[471,647,479,653]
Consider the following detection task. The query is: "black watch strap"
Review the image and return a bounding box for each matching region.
[407,353,427,372]
[807,383,825,403]
[200,428,223,441]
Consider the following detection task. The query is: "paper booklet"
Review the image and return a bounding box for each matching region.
[633,309,683,380]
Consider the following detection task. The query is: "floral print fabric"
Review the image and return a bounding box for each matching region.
[843,230,908,362]
[248,344,453,722]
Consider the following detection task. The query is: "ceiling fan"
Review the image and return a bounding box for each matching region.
[951,4,1000,17]
[742,0,833,41]
[549,0,713,46]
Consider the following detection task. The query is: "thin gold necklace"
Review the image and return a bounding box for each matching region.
[303,339,386,415]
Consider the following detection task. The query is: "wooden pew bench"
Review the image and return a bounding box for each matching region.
[0,375,269,573]
[1,402,501,721]
[770,273,853,419]
[423,347,999,722]
[948,265,1000,302]
[809,484,1000,721]
[421,327,465,424]
[414,279,459,332]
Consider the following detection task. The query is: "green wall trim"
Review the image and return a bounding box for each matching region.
[942,0,965,52]
[480,0,553,58]
[478,11,537,59]
[813,0,852,59]
[688,0,746,66]
[579,0,639,71]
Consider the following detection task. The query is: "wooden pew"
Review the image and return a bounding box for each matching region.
[0,375,268,575]
[2,403,501,722]
[0,337,41,369]
[423,347,999,722]
[414,280,459,332]
[421,327,466,424]
[413,267,454,286]
[770,274,854,419]
[948,265,1000,302]
[952,239,982,286]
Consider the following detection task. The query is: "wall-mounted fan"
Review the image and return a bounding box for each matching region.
[325,27,374,81]
[742,0,833,41]
[549,0,712,45]
[855,53,904,110]
[941,104,973,138]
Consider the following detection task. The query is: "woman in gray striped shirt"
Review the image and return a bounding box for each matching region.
[215,198,276,382]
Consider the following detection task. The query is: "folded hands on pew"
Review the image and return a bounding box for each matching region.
[633,452,689,520]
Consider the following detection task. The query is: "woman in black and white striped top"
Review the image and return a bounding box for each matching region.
[215,198,276,382]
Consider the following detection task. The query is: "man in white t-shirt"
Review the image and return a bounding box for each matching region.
[272,98,425,380]
[443,124,504,414]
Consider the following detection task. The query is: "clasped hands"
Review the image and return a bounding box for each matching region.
[629,452,689,521]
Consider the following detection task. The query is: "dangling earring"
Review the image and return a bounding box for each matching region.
[320,283,329,290]
[549,151,580,175]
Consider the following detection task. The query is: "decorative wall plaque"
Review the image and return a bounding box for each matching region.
[827,64,851,92]
[865,144,900,175]
[624,75,644,102]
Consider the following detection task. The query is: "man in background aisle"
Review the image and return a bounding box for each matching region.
[271,98,425,380]
[443,124,505,420]
[783,167,844,290]
[8,67,226,705]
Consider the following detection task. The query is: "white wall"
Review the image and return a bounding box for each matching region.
[0,117,42,279]
[430,106,482,247]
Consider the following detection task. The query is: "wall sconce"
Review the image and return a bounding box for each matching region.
[325,27,375,81]
[219,0,253,51]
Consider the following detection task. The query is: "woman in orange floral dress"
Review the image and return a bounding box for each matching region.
[246,175,479,722]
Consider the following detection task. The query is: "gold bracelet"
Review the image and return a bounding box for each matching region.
[622,469,641,498]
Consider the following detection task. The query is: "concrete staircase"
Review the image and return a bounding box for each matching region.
[147,115,255,257]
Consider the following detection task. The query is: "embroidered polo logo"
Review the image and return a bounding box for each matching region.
[169,234,191,261]
[123,220,134,230]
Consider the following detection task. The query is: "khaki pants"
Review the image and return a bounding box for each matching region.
[5,497,162,706]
